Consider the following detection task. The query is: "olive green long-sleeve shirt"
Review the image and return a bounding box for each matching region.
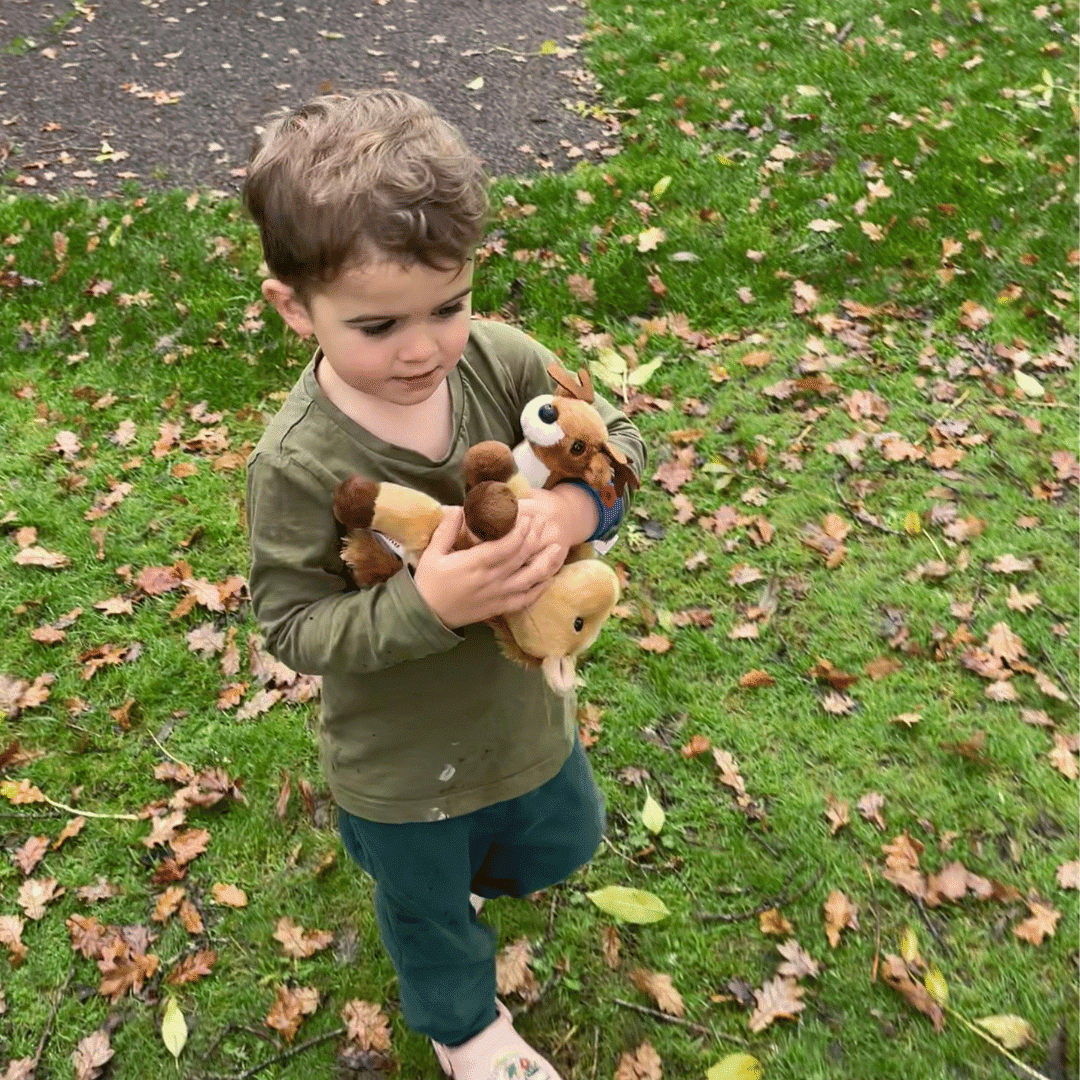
[246,319,646,823]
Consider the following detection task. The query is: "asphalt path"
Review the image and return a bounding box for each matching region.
[0,0,621,197]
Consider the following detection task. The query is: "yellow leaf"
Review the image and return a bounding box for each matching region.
[588,347,627,393]
[1014,370,1044,398]
[651,175,673,199]
[641,793,665,835]
[586,885,669,923]
[465,76,484,91]
[974,1014,1034,1050]
[628,356,665,388]
[924,966,948,1006]
[539,39,558,55]
[637,226,666,252]
[899,926,921,965]
[161,996,188,1061]
[903,511,922,536]
[706,1052,763,1080]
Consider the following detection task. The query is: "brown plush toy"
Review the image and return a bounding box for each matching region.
[332,364,639,694]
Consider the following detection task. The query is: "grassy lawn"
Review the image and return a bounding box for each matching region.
[0,1,1077,1078]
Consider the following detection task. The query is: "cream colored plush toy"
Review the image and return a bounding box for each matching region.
[332,364,638,693]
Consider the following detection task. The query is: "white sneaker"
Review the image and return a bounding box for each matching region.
[431,1000,563,1079]
[469,893,485,915]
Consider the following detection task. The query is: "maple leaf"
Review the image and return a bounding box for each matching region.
[614,1040,663,1080]
[881,954,945,1031]
[273,917,334,959]
[652,445,695,493]
[823,889,859,947]
[73,1028,114,1080]
[265,984,319,1043]
[496,937,541,1002]
[637,226,666,252]
[630,968,685,1016]
[777,938,821,980]
[166,948,217,986]
[749,975,805,1031]
[340,1000,392,1052]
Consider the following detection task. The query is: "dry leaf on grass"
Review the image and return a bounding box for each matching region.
[880,954,944,1031]
[629,968,684,1016]
[776,939,820,980]
[495,936,540,1002]
[265,984,319,1043]
[340,999,392,1051]
[73,1028,114,1080]
[1012,900,1060,945]
[748,975,805,1032]
[273,917,334,958]
[615,1040,663,1080]
[823,890,859,947]
[758,909,793,937]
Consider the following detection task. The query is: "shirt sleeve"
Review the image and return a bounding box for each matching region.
[246,452,462,676]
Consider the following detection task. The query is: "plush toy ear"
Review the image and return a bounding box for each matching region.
[547,362,595,404]
[603,442,640,500]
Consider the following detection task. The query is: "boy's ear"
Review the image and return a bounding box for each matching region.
[262,279,314,338]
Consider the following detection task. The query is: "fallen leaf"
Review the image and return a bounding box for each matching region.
[630,968,685,1016]
[273,916,334,958]
[776,938,820,980]
[1012,899,1060,945]
[738,669,775,688]
[881,954,944,1031]
[586,885,669,924]
[748,975,805,1031]
[1055,860,1079,890]
[823,889,859,947]
[615,1040,663,1080]
[265,984,319,1043]
[340,999,392,1051]
[211,883,248,907]
[73,1028,114,1080]
[758,908,793,937]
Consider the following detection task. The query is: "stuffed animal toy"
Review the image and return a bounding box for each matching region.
[332,363,639,693]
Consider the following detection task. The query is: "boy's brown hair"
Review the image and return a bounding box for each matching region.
[243,89,488,302]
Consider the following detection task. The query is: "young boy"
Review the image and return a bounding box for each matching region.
[243,89,646,1079]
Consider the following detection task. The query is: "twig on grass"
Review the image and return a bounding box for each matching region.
[207,1026,345,1080]
[694,863,824,924]
[913,896,952,957]
[612,999,746,1044]
[39,794,140,821]
[33,965,75,1067]
[590,1025,600,1080]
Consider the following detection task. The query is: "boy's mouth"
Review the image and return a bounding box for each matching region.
[395,368,439,385]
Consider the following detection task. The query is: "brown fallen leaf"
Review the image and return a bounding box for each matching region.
[824,793,849,835]
[823,889,859,948]
[18,876,64,920]
[758,908,793,937]
[602,924,622,969]
[273,917,334,959]
[739,669,775,689]
[495,936,540,1003]
[614,1040,663,1080]
[166,948,218,987]
[340,999,393,1052]
[12,835,49,876]
[629,967,685,1017]
[776,938,821,980]
[638,633,672,654]
[265,984,319,1043]
[857,792,886,831]
[748,975,805,1032]
[1056,861,1079,890]
[1048,732,1078,780]
[73,1027,114,1080]
[212,883,248,907]
[0,915,28,965]
[881,954,945,1031]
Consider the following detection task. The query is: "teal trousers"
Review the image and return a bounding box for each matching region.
[337,737,605,1046]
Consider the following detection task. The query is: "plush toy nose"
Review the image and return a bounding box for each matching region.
[538,402,558,424]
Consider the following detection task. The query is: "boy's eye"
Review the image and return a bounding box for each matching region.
[359,320,396,337]
[434,301,464,319]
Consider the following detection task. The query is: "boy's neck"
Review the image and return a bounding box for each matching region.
[315,355,453,460]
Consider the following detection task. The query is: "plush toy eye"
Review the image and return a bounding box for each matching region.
[570,439,586,455]
[538,402,558,424]
[573,616,584,632]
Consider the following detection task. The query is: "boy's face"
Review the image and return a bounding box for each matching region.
[263,260,473,408]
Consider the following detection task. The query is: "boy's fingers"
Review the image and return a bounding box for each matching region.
[429,507,463,553]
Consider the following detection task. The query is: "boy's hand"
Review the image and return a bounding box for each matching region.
[413,507,565,629]
[516,483,599,558]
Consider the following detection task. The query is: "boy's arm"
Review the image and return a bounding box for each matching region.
[246,456,462,676]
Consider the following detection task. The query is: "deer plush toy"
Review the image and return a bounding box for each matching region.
[332,364,639,694]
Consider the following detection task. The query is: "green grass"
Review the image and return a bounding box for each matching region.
[0,1,1077,1078]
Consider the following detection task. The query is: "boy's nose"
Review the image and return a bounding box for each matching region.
[397,326,439,364]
